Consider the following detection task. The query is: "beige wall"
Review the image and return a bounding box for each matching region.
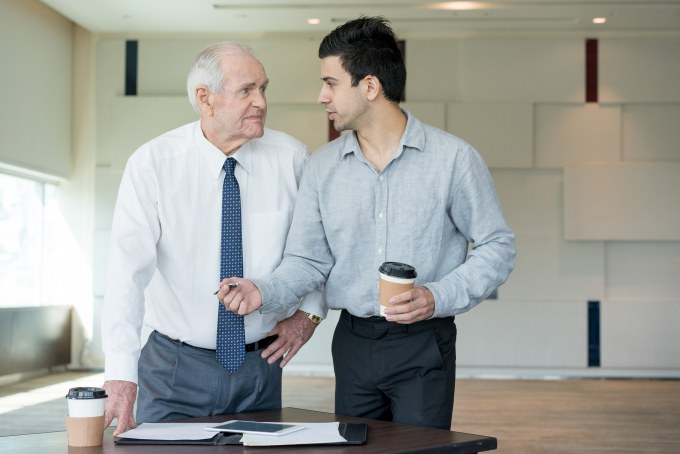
[3,0,679,377]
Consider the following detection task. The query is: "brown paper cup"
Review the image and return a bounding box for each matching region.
[379,274,415,316]
[65,415,105,447]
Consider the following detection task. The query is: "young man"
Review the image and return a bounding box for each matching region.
[102,42,324,436]
[219,17,516,430]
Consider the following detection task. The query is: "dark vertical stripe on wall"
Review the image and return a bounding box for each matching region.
[588,300,601,367]
[397,39,406,102]
[125,40,138,96]
[328,119,340,142]
[585,38,598,103]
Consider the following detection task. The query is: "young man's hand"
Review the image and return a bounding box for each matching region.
[217,278,264,315]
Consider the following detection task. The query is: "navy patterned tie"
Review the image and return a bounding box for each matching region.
[216,157,246,372]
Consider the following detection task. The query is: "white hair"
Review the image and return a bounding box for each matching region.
[186,41,256,113]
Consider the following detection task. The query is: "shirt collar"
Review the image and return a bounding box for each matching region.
[194,122,254,179]
[401,110,426,152]
[337,110,426,161]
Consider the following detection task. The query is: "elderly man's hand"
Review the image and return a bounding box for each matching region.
[260,311,317,367]
[102,380,137,437]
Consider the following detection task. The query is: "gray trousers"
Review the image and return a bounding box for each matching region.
[332,310,457,430]
[136,330,282,423]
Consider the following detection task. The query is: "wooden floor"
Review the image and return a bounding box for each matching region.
[0,372,679,453]
[453,378,680,454]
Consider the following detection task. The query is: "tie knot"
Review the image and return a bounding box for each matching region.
[224,157,237,176]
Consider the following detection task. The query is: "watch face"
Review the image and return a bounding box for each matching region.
[304,312,321,325]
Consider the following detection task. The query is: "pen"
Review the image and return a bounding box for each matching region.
[214,282,239,295]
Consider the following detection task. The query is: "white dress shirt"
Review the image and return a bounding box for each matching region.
[103,121,325,384]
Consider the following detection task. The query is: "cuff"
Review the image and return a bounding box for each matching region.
[103,351,140,385]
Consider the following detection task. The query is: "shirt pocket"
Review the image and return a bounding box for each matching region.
[244,209,293,278]
[394,196,445,249]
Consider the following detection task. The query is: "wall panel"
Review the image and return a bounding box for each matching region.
[502,233,605,301]
[405,40,460,102]
[600,38,680,103]
[564,162,680,240]
[622,104,680,162]
[535,104,621,169]
[492,170,562,234]
[447,103,533,168]
[457,299,588,368]
[606,242,680,302]
[601,300,680,369]
[460,38,583,103]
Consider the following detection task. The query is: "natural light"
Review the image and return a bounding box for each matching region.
[0,373,104,416]
[0,171,94,335]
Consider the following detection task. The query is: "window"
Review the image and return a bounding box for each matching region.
[0,172,58,307]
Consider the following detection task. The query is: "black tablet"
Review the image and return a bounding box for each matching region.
[205,420,304,436]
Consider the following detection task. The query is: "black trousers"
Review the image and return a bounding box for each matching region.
[332,310,457,430]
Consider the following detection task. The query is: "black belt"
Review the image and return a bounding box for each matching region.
[155,331,278,353]
[245,335,278,352]
[341,310,454,338]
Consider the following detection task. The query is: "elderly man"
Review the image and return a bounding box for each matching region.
[102,41,324,436]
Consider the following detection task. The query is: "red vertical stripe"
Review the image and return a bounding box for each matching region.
[328,118,340,142]
[586,38,598,103]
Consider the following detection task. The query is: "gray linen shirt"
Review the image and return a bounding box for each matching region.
[254,111,516,318]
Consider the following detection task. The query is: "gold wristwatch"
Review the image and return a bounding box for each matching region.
[302,311,322,326]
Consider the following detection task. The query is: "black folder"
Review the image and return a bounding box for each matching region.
[337,422,368,445]
[114,432,241,446]
[114,422,368,446]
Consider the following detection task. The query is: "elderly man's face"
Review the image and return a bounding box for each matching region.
[207,52,268,146]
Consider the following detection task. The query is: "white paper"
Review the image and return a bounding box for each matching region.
[241,422,347,446]
[117,422,223,441]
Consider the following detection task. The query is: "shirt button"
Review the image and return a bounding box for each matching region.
[377,248,383,254]
[378,211,384,219]
[379,175,384,181]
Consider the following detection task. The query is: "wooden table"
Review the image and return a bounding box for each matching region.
[0,407,497,453]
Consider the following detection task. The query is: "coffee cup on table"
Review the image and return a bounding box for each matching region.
[65,387,107,447]
[379,261,417,317]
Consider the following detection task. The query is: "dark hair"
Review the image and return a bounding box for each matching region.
[319,16,405,103]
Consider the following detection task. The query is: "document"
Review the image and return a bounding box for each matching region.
[117,422,222,441]
[240,422,347,446]
[116,421,356,446]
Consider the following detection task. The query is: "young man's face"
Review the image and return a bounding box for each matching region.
[318,56,368,132]
[208,52,268,144]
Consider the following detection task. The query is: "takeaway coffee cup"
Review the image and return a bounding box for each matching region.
[379,261,417,317]
[65,387,107,447]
